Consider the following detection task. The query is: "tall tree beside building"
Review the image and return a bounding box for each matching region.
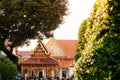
[74,19,88,62]
[74,0,120,79]
[0,0,68,63]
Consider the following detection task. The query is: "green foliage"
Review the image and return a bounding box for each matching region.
[0,0,68,47]
[0,0,68,63]
[0,56,18,80]
[74,0,120,80]
[74,19,90,62]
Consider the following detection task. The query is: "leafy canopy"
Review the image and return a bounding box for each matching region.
[0,0,68,63]
[74,0,120,80]
[0,0,68,46]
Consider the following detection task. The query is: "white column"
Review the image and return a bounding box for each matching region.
[24,73,28,80]
[51,70,55,77]
[59,69,62,79]
[42,70,45,77]
[68,67,73,77]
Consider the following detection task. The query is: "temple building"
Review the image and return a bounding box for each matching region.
[19,37,78,79]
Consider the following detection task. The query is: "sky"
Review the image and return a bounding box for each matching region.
[54,0,96,40]
[18,0,96,51]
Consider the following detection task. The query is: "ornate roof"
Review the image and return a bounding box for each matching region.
[19,57,58,65]
[19,38,78,68]
[20,40,59,65]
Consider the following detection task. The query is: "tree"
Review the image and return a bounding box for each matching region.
[0,0,68,64]
[74,19,88,62]
[74,0,120,79]
[0,56,18,80]
[0,74,2,80]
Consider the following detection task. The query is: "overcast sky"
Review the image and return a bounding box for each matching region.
[54,0,96,40]
[18,0,96,51]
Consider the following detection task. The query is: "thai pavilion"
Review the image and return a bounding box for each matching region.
[18,37,78,79]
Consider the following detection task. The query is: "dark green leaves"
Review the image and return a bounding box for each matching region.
[0,56,18,80]
[74,0,120,79]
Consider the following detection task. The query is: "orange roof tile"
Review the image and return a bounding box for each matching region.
[19,39,77,68]
[20,57,59,65]
[57,40,78,58]
[19,40,59,65]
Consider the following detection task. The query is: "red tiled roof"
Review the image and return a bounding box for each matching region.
[20,57,59,65]
[20,41,59,65]
[19,39,77,68]
[57,40,78,58]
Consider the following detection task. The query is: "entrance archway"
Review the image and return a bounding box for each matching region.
[39,70,43,78]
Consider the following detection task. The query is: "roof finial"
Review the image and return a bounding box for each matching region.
[37,39,41,44]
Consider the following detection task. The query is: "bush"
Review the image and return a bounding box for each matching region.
[0,56,18,80]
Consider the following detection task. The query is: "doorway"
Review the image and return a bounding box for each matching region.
[62,71,67,78]
[39,70,43,78]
